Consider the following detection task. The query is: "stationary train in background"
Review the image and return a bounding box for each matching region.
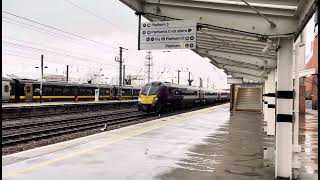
[138,81,230,113]
[2,77,141,102]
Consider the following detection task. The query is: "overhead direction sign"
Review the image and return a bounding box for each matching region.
[139,20,197,50]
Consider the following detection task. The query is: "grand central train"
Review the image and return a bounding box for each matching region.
[2,77,140,102]
[137,81,230,113]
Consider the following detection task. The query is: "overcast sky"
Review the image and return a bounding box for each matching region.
[2,0,316,89]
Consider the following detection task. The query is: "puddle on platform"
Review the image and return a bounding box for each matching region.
[299,110,318,178]
[156,111,275,180]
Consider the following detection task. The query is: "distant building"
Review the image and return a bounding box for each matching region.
[304,15,318,110]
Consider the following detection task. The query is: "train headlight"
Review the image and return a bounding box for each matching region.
[138,97,141,102]
[153,97,158,103]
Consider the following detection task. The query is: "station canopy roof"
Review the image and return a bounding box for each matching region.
[119,0,318,82]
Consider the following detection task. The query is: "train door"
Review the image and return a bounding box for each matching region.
[2,81,10,102]
[131,87,134,100]
[25,83,33,101]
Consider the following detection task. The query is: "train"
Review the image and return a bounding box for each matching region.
[137,81,230,113]
[2,77,141,102]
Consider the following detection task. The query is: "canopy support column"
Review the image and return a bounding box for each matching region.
[275,37,294,179]
[266,70,276,136]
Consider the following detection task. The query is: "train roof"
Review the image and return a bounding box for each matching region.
[2,77,14,82]
[200,88,218,93]
[114,85,141,89]
[12,79,116,88]
[145,81,201,90]
[32,81,92,87]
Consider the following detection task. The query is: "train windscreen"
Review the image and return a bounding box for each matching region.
[140,85,159,95]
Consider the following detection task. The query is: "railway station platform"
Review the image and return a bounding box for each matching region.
[2,104,318,180]
[2,100,138,119]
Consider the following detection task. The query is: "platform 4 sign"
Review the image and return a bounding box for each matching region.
[139,20,197,50]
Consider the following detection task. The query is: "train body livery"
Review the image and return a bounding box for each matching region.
[137,81,230,113]
[2,77,140,102]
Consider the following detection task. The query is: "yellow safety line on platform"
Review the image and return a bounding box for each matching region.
[3,104,228,178]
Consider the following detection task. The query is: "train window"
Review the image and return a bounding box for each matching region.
[88,88,94,95]
[134,89,140,95]
[63,87,72,95]
[4,85,9,92]
[54,86,63,95]
[141,85,159,95]
[73,87,79,94]
[148,86,159,95]
[43,86,52,94]
[26,86,31,93]
[140,86,148,95]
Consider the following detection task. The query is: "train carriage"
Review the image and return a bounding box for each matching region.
[2,77,140,102]
[202,89,219,104]
[2,77,14,102]
[138,81,202,113]
[99,84,116,100]
[138,81,230,113]
[115,85,140,100]
[217,90,230,102]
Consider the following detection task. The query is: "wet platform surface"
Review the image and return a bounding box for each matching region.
[2,104,317,180]
[298,109,318,179]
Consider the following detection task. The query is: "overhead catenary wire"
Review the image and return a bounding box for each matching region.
[2,50,126,73]
[2,19,116,55]
[2,41,118,67]
[2,17,119,54]
[2,50,118,70]
[2,44,141,72]
[62,0,121,30]
[2,11,119,50]
[2,52,121,81]
[2,16,143,70]
[2,35,117,62]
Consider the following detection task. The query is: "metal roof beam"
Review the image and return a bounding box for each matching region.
[196,41,277,56]
[197,45,277,59]
[230,72,265,82]
[196,35,272,50]
[208,56,263,70]
[142,0,298,35]
[197,30,276,47]
[223,64,266,77]
[144,0,297,16]
[197,49,276,67]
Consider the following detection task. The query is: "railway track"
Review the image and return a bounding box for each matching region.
[2,102,227,154]
[2,102,137,120]
[3,108,138,129]
[2,109,154,146]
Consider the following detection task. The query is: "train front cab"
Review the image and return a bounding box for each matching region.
[138,83,162,113]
